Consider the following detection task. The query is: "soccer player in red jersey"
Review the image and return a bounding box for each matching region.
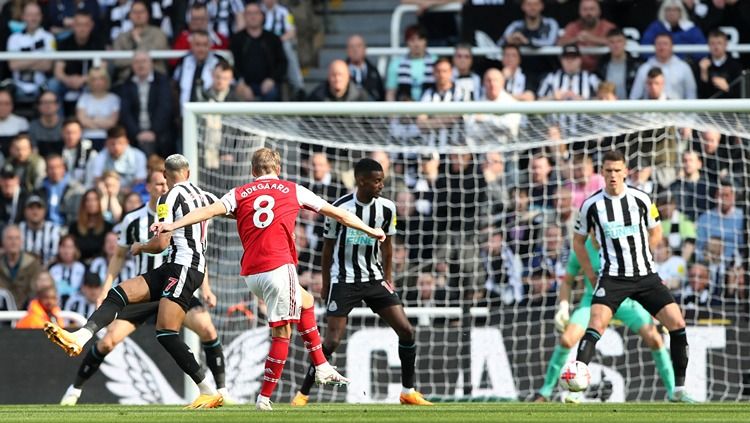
[152,148,386,410]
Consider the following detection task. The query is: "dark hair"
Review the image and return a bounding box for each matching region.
[602,150,626,163]
[37,89,57,104]
[434,56,452,68]
[190,29,210,39]
[454,42,473,54]
[73,10,93,20]
[130,0,150,15]
[190,2,208,13]
[707,29,728,40]
[214,59,233,73]
[606,28,625,38]
[354,158,384,178]
[654,33,672,43]
[647,67,664,79]
[404,24,427,42]
[62,117,81,128]
[82,272,102,287]
[106,125,128,140]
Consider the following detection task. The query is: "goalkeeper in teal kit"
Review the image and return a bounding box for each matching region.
[533,237,675,402]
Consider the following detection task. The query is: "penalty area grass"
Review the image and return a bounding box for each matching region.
[0,403,748,423]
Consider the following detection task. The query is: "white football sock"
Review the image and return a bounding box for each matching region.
[196,378,215,395]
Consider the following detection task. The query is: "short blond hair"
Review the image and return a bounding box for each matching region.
[252,148,281,176]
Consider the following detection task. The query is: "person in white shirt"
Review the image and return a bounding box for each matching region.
[0,90,30,156]
[630,33,697,100]
[653,237,687,293]
[6,2,56,102]
[466,68,521,141]
[87,126,147,189]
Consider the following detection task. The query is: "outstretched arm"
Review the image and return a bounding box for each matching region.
[151,201,227,234]
[318,204,386,241]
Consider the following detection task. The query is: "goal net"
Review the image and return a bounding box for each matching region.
[184,100,750,404]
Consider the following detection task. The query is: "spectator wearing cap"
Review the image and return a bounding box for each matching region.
[87,126,147,190]
[657,191,696,262]
[537,44,600,100]
[40,154,85,226]
[111,0,169,84]
[695,180,745,263]
[0,90,29,157]
[697,29,743,99]
[7,135,45,193]
[15,284,64,329]
[60,118,97,184]
[385,25,436,101]
[19,195,62,267]
[0,224,42,310]
[641,0,706,62]
[28,91,63,157]
[630,33,697,100]
[346,34,385,102]
[307,60,371,102]
[0,164,27,229]
[62,271,103,318]
[557,0,617,71]
[597,28,642,100]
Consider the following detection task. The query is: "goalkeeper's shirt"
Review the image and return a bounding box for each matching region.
[566,238,601,305]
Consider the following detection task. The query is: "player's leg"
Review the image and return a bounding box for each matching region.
[60,319,137,405]
[183,303,228,398]
[537,306,588,400]
[294,314,347,405]
[44,275,151,356]
[576,277,627,364]
[616,299,675,398]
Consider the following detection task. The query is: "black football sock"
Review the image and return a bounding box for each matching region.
[669,328,689,387]
[83,286,129,334]
[73,344,108,389]
[398,340,417,389]
[299,345,334,396]
[576,328,601,364]
[156,329,206,384]
[202,338,226,389]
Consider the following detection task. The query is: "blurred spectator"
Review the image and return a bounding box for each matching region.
[558,0,617,71]
[598,28,641,100]
[76,67,121,150]
[411,151,440,218]
[98,170,123,224]
[670,149,713,220]
[0,90,30,156]
[653,236,687,291]
[626,162,657,195]
[545,0,582,28]
[60,118,97,184]
[346,34,384,102]
[261,0,304,94]
[44,0,99,41]
[641,0,706,62]
[117,51,173,157]
[460,0,521,44]
[595,80,618,100]
[643,67,668,99]
[306,152,344,203]
[0,164,26,228]
[569,154,605,209]
[452,43,481,100]
[657,190,696,262]
[500,44,535,101]
[402,0,458,46]
[7,134,45,192]
[48,234,87,303]
[0,224,42,308]
[39,153,85,226]
[15,284,63,329]
[174,30,222,105]
[483,151,509,218]
[404,271,448,307]
[308,60,371,102]
[501,0,559,48]
[679,262,720,307]
[697,29,743,99]
[465,68,521,141]
[122,191,144,214]
[683,0,731,34]
[370,150,408,202]
[503,186,539,258]
[527,225,566,288]
[87,126,147,189]
[482,228,523,306]
[111,0,169,83]
[528,154,557,210]
[630,34,697,99]
[68,189,114,262]
[19,194,61,266]
[704,236,746,304]
[520,268,556,306]
[417,58,470,146]
[198,61,241,170]
[695,180,745,262]
[88,231,134,292]
[552,185,576,244]
[601,0,659,32]
[185,0,244,41]
[6,2,55,104]
[696,129,739,181]
[172,3,229,57]
[62,271,101,318]
[28,91,63,156]
[53,11,104,115]
[385,25,436,101]
[231,3,286,102]
[537,44,600,101]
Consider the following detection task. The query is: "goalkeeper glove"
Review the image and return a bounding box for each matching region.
[554,300,570,333]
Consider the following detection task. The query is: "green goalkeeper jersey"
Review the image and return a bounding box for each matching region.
[565,238,600,305]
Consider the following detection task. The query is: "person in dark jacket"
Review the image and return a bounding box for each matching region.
[307,60,371,102]
[597,28,641,99]
[345,34,384,101]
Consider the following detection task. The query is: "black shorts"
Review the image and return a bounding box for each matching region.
[592,273,676,316]
[117,297,204,325]
[141,263,205,312]
[326,280,402,317]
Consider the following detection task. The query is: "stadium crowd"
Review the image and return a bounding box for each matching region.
[0,0,747,327]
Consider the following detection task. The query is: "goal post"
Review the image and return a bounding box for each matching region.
[183,99,750,404]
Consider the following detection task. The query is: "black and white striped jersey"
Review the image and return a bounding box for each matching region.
[324,193,398,284]
[575,187,661,278]
[48,261,87,299]
[156,182,218,272]
[19,220,61,265]
[88,255,137,287]
[537,69,600,100]
[420,84,472,102]
[63,292,96,318]
[118,204,166,275]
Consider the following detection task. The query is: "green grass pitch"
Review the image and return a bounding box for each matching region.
[1,403,749,423]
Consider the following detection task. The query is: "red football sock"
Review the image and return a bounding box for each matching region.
[260,337,290,398]
[298,306,326,366]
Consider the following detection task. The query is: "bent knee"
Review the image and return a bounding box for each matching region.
[97,337,117,354]
[396,325,416,343]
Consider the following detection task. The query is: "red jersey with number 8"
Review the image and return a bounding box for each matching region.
[220,175,327,276]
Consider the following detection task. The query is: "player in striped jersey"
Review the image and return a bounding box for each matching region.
[19,195,61,266]
[292,158,432,406]
[573,150,694,402]
[46,156,226,409]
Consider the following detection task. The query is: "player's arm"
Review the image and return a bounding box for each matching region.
[573,233,597,288]
[133,231,172,255]
[320,238,335,302]
[318,204,385,241]
[646,200,663,250]
[648,223,663,251]
[95,245,129,306]
[151,201,227,234]
[381,235,393,283]
[554,271,575,332]
[200,270,217,308]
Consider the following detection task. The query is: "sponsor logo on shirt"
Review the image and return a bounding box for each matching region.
[346,229,375,246]
[157,204,169,220]
[603,221,640,239]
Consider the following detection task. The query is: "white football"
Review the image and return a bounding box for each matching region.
[559,361,591,392]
